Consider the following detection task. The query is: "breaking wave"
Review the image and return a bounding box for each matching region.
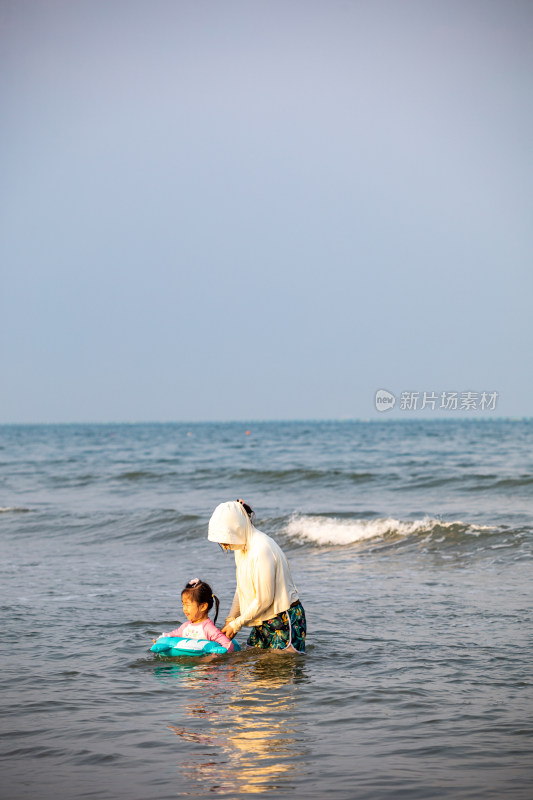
[284,514,497,547]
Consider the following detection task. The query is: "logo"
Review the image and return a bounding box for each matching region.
[373,389,499,412]
[375,389,396,412]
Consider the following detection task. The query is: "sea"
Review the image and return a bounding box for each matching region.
[1,419,532,800]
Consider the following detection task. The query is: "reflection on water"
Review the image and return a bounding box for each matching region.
[156,651,309,795]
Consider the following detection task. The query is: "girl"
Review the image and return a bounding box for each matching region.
[165,578,234,652]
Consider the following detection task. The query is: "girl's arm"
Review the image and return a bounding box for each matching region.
[201,619,234,652]
[165,622,188,637]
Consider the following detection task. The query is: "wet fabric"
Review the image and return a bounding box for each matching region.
[247,601,306,652]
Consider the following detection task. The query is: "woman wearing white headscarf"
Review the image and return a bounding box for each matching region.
[208,499,306,652]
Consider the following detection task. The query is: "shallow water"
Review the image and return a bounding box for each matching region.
[1,420,532,798]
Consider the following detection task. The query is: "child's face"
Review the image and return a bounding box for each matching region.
[182,593,208,624]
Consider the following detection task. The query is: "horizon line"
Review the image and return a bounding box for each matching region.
[0,416,530,426]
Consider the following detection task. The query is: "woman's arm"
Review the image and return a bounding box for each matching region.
[222,589,240,638]
[226,588,240,622]
[227,551,276,634]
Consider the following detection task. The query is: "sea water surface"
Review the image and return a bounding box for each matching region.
[1,420,532,799]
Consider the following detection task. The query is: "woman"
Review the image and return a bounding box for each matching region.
[207,499,306,653]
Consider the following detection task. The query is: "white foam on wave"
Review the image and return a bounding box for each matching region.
[285,514,492,546]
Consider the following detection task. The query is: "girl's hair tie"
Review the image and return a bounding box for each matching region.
[188,578,201,587]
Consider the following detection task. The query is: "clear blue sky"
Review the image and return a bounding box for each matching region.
[1,0,532,422]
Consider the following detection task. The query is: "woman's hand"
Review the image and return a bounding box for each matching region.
[221,624,235,639]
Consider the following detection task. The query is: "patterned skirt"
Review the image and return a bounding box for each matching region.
[246,601,306,653]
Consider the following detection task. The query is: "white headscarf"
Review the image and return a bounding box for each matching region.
[207,500,252,546]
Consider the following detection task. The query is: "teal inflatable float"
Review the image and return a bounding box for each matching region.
[151,635,241,657]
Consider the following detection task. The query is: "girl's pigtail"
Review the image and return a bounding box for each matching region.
[213,594,220,625]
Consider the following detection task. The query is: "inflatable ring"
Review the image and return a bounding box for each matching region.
[151,635,240,657]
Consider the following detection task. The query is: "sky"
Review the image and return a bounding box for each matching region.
[1,0,532,423]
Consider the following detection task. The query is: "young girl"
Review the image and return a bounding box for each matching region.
[165,578,234,652]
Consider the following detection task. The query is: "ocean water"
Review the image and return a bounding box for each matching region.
[1,419,532,799]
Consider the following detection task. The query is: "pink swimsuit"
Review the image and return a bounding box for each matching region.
[167,618,234,652]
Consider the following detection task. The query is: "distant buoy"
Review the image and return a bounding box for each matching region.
[245,430,251,436]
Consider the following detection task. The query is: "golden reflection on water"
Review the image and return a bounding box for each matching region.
[160,652,309,795]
